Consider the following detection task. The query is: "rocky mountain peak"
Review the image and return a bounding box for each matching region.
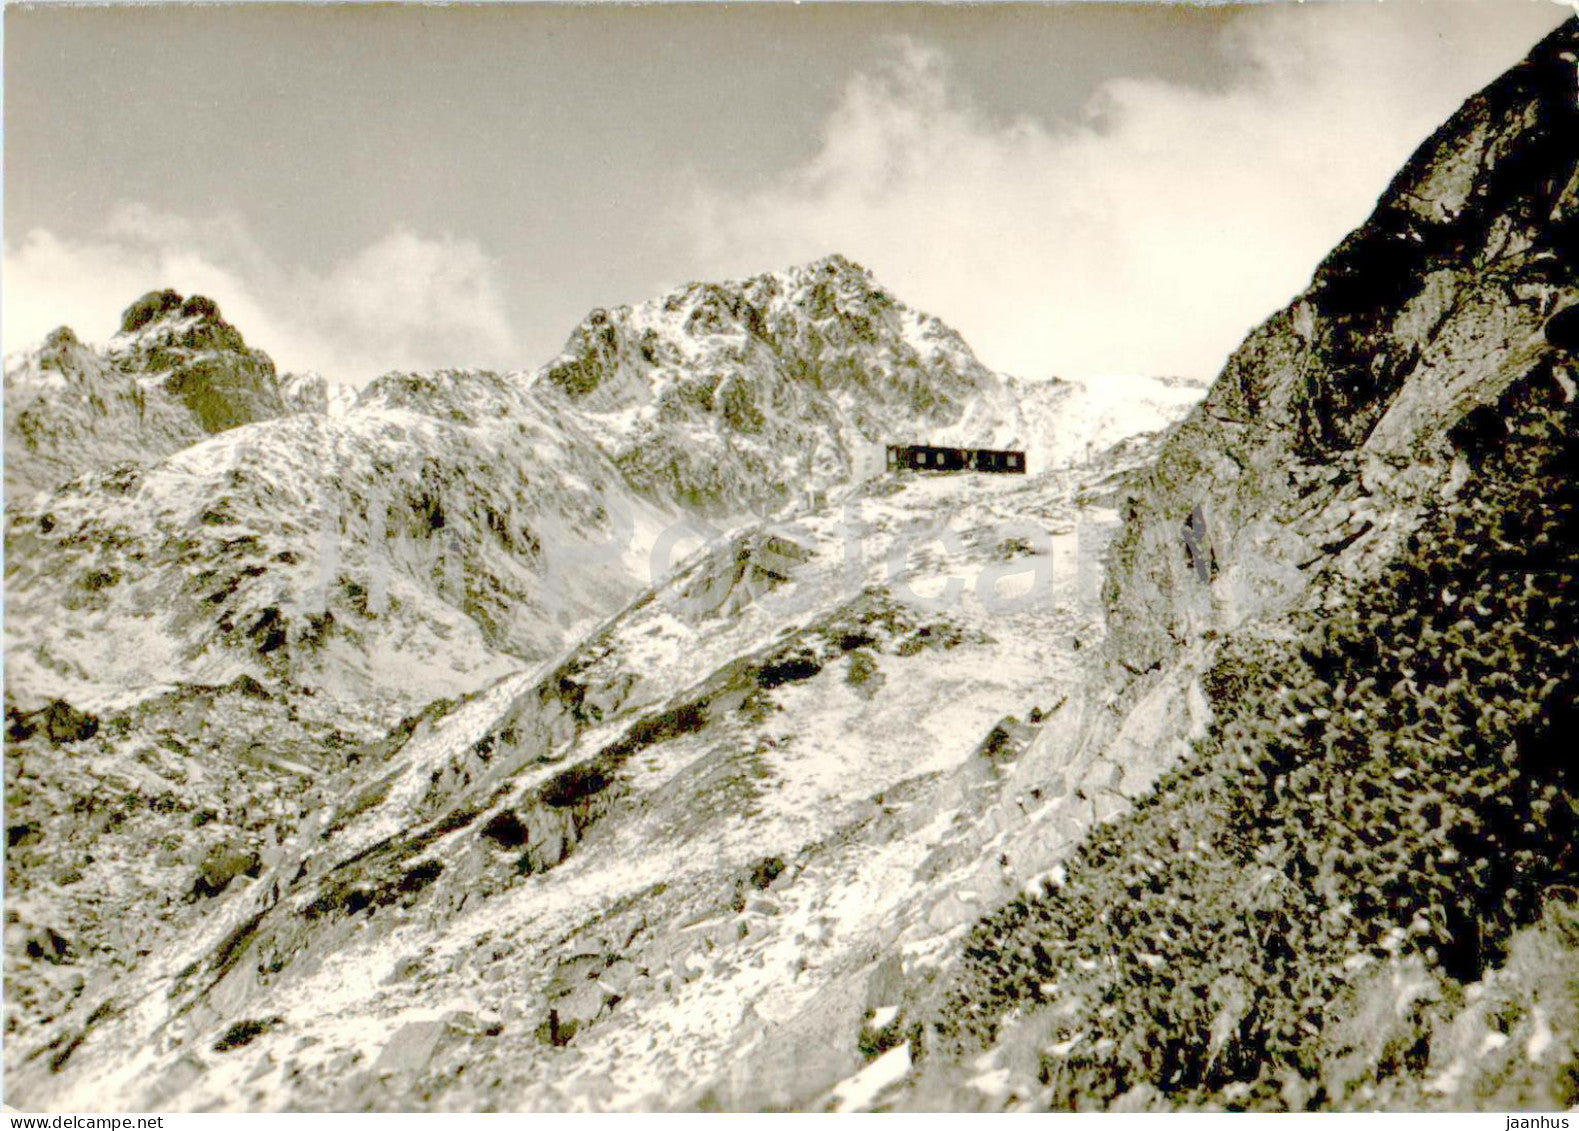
[41,325,81,352]
[29,325,99,380]
[542,254,983,399]
[353,367,543,428]
[5,291,299,500]
[533,254,1010,512]
[1104,15,1578,671]
[1286,17,1578,458]
[278,370,358,417]
[6,18,1577,1118]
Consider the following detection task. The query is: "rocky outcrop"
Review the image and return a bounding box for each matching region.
[909,17,1579,1113]
[107,290,287,432]
[13,16,1575,1106]
[2,261,1095,728]
[278,372,355,416]
[4,326,203,501]
[1102,21,1579,676]
[4,292,295,501]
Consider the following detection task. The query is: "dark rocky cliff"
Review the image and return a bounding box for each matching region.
[1103,19,1578,676]
[919,19,1578,1112]
[7,20,1573,1115]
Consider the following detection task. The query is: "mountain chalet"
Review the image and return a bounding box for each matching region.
[885,444,1027,474]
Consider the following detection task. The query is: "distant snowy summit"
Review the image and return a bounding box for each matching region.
[532,253,1200,509]
[5,259,1201,508]
[3,258,1201,719]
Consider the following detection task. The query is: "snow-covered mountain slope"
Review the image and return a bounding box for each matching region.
[279,372,358,417]
[6,437,1170,1111]
[7,261,1188,726]
[4,327,206,503]
[4,368,675,723]
[4,260,1205,1111]
[1048,373,1210,466]
[4,291,304,503]
[894,17,1579,1112]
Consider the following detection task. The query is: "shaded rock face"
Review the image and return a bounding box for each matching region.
[5,291,297,500]
[1103,20,1579,676]
[4,328,203,501]
[911,18,1579,1114]
[1545,300,1579,351]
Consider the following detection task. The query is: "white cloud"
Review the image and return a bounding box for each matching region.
[3,204,518,386]
[684,8,1564,382]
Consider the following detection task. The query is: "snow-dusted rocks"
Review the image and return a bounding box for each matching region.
[106,290,289,433]
[8,446,1131,1111]
[534,254,1076,513]
[4,257,1198,1112]
[3,367,674,724]
[4,291,299,502]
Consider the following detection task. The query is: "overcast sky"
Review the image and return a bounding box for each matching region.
[3,1,1568,387]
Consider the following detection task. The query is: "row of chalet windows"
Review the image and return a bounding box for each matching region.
[885,445,1026,474]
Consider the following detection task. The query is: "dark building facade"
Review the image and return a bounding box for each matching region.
[885,445,1027,474]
